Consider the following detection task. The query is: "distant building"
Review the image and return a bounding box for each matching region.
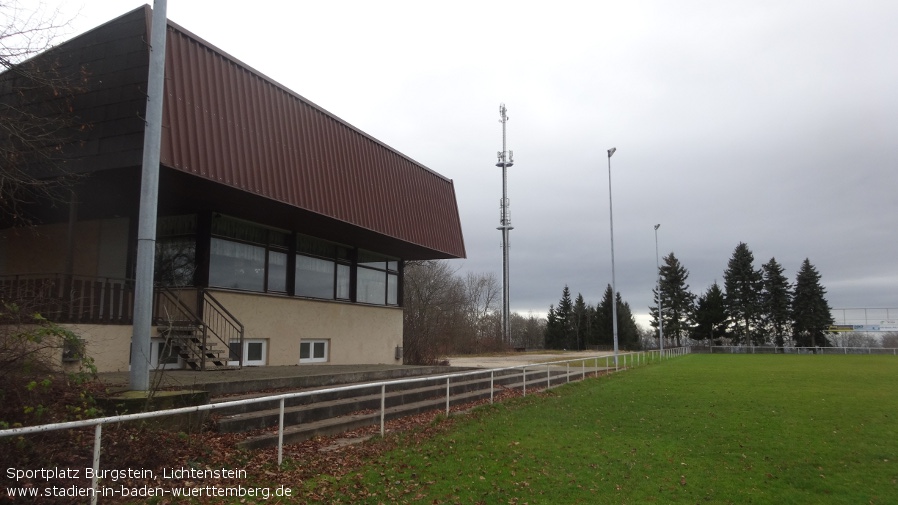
[0,6,465,371]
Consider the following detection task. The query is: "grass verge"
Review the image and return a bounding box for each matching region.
[299,354,898,504]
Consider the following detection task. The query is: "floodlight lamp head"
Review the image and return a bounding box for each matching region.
[607,147,617,157]
[655,223,661,230]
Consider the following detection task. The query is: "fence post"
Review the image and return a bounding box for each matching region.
[523,367,527,397]
[582,360,585,380]
[547,363,551,389]
[278,398,285,466]
[381,384,386,435]
[490,371,495,404]
[91,424,101,505]
[567,362,570,383]
[445,377,450,416]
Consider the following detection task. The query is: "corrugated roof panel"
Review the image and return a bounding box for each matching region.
[152,10,463,258]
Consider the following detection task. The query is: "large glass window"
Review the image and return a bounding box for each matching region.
[357,251,399,306]
[209,238,265,291]
[209,216,288,293]
[267,251,288,293]
[155,215,197,287]
[295,255,335,298]
[295,235,351,301]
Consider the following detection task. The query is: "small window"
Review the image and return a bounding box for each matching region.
[150,338,183,369]
[228,339,267,366]
[62,338,85,363]
[299,339,329,363]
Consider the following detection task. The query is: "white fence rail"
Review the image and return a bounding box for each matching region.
[1,347,690,503]
[710,346,898,354]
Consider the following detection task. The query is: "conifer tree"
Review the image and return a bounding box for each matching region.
[572,293,589,351]
[791,259,833,348]
[723,242,763,346]
[597,285,640,350]
[691,282,728,345]
[651,252,695,347]
[596,285,615,347]
[760,257,792,347]
[544,286,575,349]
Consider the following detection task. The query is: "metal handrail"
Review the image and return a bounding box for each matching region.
[202,290,244,368]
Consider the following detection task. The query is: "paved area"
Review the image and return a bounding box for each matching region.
[98,364,453,395]
[98,351,617,396]
[448,350,615,368]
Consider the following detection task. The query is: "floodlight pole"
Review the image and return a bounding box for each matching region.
[607,147,619,366]
[654,224,664,355]
[130,0,168,391]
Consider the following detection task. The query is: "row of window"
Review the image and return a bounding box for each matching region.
[156,215,400,306]
[152,338,329,367]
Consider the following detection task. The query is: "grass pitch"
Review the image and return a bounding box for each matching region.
[303,354,898,504]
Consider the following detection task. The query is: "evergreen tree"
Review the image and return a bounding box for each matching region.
[760,257,792,347]
[544,304,560,349]
[791,259,833,348]
[544,286,575,349]
[650,252,695,347]
[723,242,763,346]
[597,285,640,350]
[572,293,589,351]
[691,282,728,345]
[595,285,615,347]
[615,294,642,350]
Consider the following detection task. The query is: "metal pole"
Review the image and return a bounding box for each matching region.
[496,104,514,345]
[131,0,168,391]
[607,148,619,366]
[278,399,285,465]
[91,424,101,505]
[381,384,386,435]
[654,224,664,354]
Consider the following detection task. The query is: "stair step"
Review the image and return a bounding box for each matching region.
[223,368,581,445]
[237,387,499,450]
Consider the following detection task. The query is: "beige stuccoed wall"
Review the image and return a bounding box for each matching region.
[28,293,403,372]
[63,324,134,372]
[209,290,404,366]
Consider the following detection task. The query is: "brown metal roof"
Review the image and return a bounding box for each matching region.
[155,10,465,259]
[1,6,465,259]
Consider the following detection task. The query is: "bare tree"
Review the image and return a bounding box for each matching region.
[830,331,880,349]
[1,1,84,227]
[463,271,500,341]
[402,260,465,365]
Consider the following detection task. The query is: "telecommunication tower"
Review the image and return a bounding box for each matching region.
[496,104,514,344]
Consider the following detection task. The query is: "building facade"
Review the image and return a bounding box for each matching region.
[0,6,465,372]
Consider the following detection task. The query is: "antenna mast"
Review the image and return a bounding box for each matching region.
[496,104,514,345]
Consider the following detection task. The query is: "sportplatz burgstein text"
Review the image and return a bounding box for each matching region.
[7,466,247,481]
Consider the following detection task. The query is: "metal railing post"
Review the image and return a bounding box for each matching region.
[547,363,551,389]
[490,371,495,404]
[91,424,101,505]
[381,384,386,435]
[445,378,450,416]
[522,367,527,397]
[278,398,285,466]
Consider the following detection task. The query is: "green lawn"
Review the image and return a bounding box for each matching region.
[300,354,898,504]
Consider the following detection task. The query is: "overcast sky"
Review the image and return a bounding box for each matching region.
[53,1,897,327]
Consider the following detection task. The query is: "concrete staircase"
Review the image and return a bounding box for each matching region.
[212,366,588,450]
